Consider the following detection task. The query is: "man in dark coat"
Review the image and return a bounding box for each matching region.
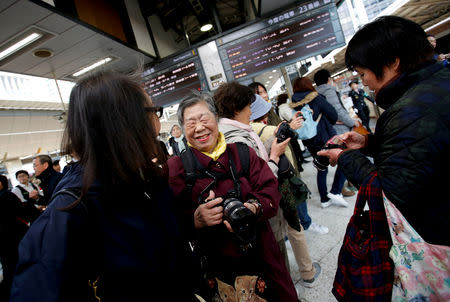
[32,155,63,205]
[348,80,374,133]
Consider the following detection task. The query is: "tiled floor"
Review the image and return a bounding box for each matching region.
[286,161,358,302]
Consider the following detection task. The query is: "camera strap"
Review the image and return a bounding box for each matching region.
[180,143,250,203]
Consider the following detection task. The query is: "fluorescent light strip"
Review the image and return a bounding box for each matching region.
[0,129,64,136]
[425,17,450,32]
[72,57,112,77]
[0,33,42,60]
[331,68,348,78]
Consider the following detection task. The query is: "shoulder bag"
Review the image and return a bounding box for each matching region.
[383,193,450,302]
[332,172,394,301]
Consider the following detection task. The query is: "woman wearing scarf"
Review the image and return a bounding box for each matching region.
[168,91,298,301]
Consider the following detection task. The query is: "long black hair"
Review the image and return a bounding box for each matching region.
[345,16,434,79]
[62,71,164,204]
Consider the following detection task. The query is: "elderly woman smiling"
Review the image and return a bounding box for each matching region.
[167,91,298,301]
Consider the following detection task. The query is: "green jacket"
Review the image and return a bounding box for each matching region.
[338,63,450,245]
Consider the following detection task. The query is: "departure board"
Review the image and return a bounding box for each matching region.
[142,50,207,107]
[217,0,344,81]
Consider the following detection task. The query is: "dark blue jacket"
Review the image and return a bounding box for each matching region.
[10,164,194,301]
[36,167,62,206]
[290,91,338,154]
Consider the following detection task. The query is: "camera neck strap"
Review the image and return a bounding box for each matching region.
[180,144,249,203]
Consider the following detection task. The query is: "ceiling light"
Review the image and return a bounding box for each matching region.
[269,76,273,79]
[72,57,113,77]
[200,24,213,32]
[425,17,450,32]
[272,70,277,73]
[33,48,54,58]
[0,32,42,60]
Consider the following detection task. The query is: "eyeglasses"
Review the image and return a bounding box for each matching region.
[145,106,163,118]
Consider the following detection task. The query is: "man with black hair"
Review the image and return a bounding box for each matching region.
[314,69,359,196]
[427,34,449,65]
[32,155,63,205]
[11,170,45,215]
[52,159,61,173]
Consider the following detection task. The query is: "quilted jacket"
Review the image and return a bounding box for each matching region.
[338,62,450,245]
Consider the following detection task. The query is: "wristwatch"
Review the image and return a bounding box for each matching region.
[247,198,262,216]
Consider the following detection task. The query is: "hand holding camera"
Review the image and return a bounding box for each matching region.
[315,136,347,170]
[276,121,299,143]
[194,190,223,229]
[195,190,257,244]
[289,111,304,130]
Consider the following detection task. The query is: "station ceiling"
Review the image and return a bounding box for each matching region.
[0,0,449,162]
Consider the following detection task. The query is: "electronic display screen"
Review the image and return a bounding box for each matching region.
[217,0,344,81]
[142,50,207,107]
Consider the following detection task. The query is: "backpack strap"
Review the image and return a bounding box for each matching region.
[180,144,250,202]
[257,125,268,137]
[234,142,250,178]
[180,147,205,197]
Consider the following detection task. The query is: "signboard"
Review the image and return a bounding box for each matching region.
[197,41,227,91]
[217,0,344,82]
[142,49,207,107]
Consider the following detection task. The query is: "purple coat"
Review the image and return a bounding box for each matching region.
[168,143,298,301]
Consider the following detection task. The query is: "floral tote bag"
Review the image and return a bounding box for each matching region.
[382,193,450,302]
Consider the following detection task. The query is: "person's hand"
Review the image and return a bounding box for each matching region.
[243,202,259,215]
[340,131,366,150]
[29,190,39,200]
[193,190,223,229]
[437,54,446,61]
[35,205,46,212]
[289,112,303,130]
[269,137,291,163]
[353,120,362,128]
[317,148,344,166]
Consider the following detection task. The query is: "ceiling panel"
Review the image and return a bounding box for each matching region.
[35,11,76,34]
[0,0,16,11]
[24,34,105,77]
[0,0,51,42]
[0,0,154,81]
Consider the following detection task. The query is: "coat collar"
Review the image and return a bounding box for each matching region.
[375,62,442,110]
[289,91,318,109]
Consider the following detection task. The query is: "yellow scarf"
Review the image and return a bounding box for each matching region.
[188,132,227,161]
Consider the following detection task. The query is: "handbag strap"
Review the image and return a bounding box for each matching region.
[382,193,424,243]
[354,172,389,237]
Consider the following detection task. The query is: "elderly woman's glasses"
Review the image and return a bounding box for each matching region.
[145,106,163,118]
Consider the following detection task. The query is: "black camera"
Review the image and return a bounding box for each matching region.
[276,122,299,143]
[313,136,347,171]
[221,191,257,245]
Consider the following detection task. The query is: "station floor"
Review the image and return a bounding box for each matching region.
[286,160,358,302]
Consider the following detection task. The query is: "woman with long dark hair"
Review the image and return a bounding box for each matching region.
[10,71,193,302]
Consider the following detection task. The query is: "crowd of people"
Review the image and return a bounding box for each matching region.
[0,16,448,302]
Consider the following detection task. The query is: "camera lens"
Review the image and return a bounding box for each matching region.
[313,155,329,171]
[223,197,256,244]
